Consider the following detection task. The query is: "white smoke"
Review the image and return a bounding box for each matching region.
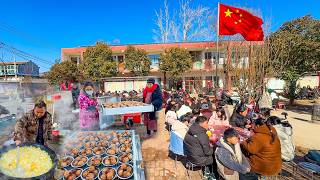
[53,91,79,130]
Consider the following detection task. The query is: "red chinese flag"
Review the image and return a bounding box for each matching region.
[218,4,264,41]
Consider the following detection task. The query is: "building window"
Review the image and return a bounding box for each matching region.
[213,76,219,84]
[205,76,213,81]
[194,61,203,69]
[118,55,124,63]
[205,52,212,60]
[219,53,225,64]
[185,76,202,93]
[231,52,237,64]
[70,56,78,64]
[149,54,160,68]
[190,51,201,61]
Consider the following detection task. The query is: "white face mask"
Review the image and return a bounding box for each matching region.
[86,90,94,96]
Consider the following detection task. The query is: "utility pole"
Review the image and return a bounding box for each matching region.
[1,50,7,81]
[14,56,17,80]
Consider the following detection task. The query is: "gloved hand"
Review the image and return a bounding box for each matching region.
[86,105,97,111]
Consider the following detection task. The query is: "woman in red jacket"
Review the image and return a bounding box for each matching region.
[143,78,163,136]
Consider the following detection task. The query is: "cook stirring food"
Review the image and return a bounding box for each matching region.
[13,100,53,146]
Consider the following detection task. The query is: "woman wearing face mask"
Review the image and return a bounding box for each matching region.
[78,81,99,130]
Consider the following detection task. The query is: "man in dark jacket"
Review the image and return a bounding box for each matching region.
[184,116,213,166]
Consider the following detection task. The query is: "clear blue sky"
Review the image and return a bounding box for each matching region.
[0,0,319,72]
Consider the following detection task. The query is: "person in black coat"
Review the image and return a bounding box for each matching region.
[230,104,248,128]
[184,116,213,166]
[71,84,80,109]
[143,78,163,136]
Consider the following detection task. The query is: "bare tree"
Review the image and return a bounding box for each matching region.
[153,0,213,43]
[153,0,170,43]
[176,0,212,42]
[224,9,274,101]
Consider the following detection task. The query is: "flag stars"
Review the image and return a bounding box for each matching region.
[224,9,233,17]
[240,14,243,17]
[236,9,239,13]
[234,21,238,24]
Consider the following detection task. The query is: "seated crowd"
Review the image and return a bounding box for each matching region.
[165,91,295,180]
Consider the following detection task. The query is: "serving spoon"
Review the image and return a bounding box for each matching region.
[15,146,24,174]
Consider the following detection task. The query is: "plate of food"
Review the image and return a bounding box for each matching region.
[98,167,116,180]
[79,148,94,157]
[93,147,106,156]
[106,147,119,156]
[116,163,133,180]
[61,156,74,168]
[102,156,118,167]
[119,144,132,154]
[81,166,99,180]
[118,153,132,164]
[68,148,80,157]
[71,156,88,168]
[62,168,82,180]
[87,156,102,167]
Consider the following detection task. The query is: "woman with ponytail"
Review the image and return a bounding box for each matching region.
[241,118,282,178]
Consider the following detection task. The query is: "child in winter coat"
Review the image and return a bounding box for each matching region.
[215,128,251,180]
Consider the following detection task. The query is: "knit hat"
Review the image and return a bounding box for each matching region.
[147,78,155,84]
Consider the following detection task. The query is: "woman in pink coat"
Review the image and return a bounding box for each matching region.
[209,108,230,126]
[78,81,99,130]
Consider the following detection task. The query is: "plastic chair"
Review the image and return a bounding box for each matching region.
[169,131,185,169]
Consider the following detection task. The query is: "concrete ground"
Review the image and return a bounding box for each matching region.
[272,108,320,150]
[141,110,202,180]
[1,100,319,179]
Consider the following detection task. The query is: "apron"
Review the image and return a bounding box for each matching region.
[144,92,157,131]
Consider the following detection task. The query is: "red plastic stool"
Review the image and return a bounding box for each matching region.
[123,113,142,124]
[277,102,286,109]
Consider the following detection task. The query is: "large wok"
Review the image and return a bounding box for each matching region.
[0,142,58,180]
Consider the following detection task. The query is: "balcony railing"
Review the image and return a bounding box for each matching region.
[193,61,204,70]
[204,59,213,70]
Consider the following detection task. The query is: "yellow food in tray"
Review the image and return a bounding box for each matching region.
[103,101,148,108]
[0,146,53,178]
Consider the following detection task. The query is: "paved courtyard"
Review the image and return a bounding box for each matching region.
[141,110,202,180]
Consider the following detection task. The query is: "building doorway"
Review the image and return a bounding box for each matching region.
[185,76,202,94]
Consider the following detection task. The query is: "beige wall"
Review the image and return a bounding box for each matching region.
[298,76,319,88]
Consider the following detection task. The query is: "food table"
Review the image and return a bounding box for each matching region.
[208,125,253,144]
[57,130,144,180]
[99,101,154,129]
[98,96,121,130]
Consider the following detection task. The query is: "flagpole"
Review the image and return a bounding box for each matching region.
[215,2,220,91]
